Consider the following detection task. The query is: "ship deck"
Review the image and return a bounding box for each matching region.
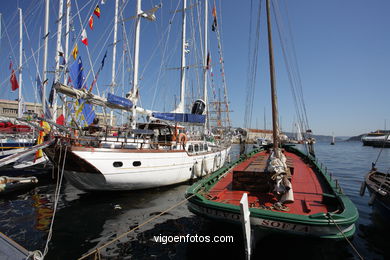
[207,150,334,215]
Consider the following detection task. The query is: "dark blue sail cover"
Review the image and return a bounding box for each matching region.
[107,93,133,109]
[152,113,205,124]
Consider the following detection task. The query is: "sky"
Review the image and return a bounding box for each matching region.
[1,0,390,137]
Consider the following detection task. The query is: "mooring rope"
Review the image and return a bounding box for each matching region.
[42,145,68,259]
[78,193,197,260]
[325,213,364,260]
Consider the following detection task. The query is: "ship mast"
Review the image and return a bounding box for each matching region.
[54,0,64,120]
[42,0,50,118]
[129,0,141,130]
[18,8,23,118]
[110,0,119,126]
[266,0,280,157]
[203,0,208,131]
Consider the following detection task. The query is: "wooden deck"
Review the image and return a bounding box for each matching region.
[208,151,332,215]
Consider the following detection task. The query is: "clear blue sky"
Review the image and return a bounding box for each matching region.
[1,0,390,137]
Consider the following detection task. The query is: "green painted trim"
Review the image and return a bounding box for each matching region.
[186,145,359,236]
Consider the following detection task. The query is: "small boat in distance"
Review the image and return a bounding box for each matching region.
[330,133,335,145]
[186,0,358,241]
[253,137,270,148]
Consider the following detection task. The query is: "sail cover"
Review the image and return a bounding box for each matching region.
[152,113,205,124]
[107,93,133,109]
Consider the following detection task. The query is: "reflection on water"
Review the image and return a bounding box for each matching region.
[0,142,389,259]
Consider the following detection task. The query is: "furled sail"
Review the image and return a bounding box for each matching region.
[151,112,205,124]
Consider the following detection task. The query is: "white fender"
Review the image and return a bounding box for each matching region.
[201,158,207,176]
[194,161,202,178]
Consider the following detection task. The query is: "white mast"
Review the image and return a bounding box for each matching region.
[203,0,208,131]
[110,0,119,126]
[54,0,64,120]
[18,8,23,118]
[178,0,187,113]
[129,0,141,130]
[42,0,50,118]
[63,0,71,118]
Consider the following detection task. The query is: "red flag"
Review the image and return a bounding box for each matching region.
[81,29,88,45]
[9,60,19,91]
[89,15,94,30]
[56,114,65,125]
[10,69,19,91]
[94,5,100,18]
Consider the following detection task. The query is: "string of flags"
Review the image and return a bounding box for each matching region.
[71,4,102,60]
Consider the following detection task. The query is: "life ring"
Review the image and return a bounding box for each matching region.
[178,133,188,145]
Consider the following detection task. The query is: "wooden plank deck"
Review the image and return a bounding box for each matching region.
[208,151,332,215]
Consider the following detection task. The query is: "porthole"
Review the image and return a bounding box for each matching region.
[113,161,123,167]
[133,161,141,167]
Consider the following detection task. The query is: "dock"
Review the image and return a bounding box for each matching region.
[0,232,30,260]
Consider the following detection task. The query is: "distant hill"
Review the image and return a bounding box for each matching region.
[346,134,364,142]
[284,132,353,143]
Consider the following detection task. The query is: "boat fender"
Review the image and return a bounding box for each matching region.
[359,182,366,196]
[201,158,207,176]
[281,177,294,203]
[194,161,202,178]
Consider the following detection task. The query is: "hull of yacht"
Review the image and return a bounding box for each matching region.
[45,145,231,191]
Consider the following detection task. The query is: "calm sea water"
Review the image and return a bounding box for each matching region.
[0,141,389,260]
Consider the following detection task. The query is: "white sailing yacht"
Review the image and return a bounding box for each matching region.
[45,0,231,191]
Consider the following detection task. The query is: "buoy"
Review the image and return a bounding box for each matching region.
[359,182,366,196]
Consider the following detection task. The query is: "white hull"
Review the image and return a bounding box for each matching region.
[62,146,231,191]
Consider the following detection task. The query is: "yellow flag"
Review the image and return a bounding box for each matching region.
[72,44,78,60]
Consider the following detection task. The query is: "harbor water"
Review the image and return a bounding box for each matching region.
[1,142,389,259]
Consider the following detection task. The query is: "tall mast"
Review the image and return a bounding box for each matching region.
[110,0,119,126]
[178,0,187,113]
[18,8,23,118]
[63,0,71,118]
[203,0,208,131]
[42,0,50,118]
[54,0,64,120]
[266,0,280,157]
[130,0,141,130]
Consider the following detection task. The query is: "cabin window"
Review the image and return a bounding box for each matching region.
[194,144,199,152]
[113,161,123,167]
[204,144,208,151]
[199,144,204,151]
[188,145,194,153]
[133,161,141,167]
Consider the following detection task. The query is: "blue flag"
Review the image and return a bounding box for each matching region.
[69,56,85,89]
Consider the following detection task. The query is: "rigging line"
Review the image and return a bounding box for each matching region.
[42,145,68,258]
[244,0,255,129]
[281,0,309,130]
[2,9,18,68]
[374,133,390,165]
[150,0,182,110]
[216,0,230,127]
[213,1,231,127]
[189,0,202,101]
[274,0,309,132]
[272,0,306,134]
[73,0,102,96]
